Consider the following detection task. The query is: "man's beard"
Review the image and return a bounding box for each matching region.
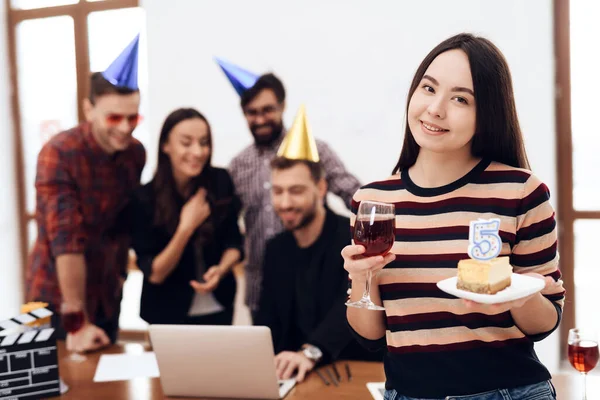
[280,196,318,232]
[251,121,284,147]
[292,207,317,231]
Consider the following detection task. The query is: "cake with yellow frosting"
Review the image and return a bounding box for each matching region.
[457,256,512,294]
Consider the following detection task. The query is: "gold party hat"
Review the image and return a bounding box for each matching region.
[277,104,320,162]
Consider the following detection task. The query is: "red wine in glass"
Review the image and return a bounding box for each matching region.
[62,310,85,334]
[346,200,395,311]
[568,328,599,399]
[60,303,87,362]
[569,340,600,373]
[354,217,395,257]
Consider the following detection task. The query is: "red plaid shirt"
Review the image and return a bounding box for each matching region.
[26,122,145,321]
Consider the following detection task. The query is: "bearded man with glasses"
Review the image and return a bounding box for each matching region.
[224,69,360,321]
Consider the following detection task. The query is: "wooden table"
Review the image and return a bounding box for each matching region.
[49,341,600,399]
[50,342,385,399]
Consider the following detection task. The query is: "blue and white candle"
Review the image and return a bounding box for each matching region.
[468,218,502,261]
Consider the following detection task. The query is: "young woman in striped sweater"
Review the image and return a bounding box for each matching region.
[343,33,565,400]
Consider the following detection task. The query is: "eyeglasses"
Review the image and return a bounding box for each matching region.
[243,105,279,118]
[105,113,143,127]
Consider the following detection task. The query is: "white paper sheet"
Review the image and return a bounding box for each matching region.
[366,382,386,400]
[93,352,160,382]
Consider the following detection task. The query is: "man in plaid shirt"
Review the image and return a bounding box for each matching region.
[26,70,145,353]
[228,74,360,319]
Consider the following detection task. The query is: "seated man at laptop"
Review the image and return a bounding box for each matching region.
[255,108,383,383]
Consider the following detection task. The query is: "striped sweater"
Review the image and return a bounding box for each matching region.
[349,159,565,398]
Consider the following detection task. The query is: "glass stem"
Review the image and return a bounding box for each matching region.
[362,270,372,301]
[583,372,587,400]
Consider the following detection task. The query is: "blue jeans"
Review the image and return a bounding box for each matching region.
[384,380,556,400]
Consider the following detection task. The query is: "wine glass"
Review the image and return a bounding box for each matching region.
[61,302,87,362]
[346,200,395,311]
[568,328,599,400]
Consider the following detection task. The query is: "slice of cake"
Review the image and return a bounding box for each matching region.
[457,256,513,294]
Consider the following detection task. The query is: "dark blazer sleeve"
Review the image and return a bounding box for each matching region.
[254,239,282,349]
[306,221,354,362]
[129,186,161,277]
[307,268,354,363]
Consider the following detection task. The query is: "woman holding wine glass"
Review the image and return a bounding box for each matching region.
[130,108,243,325]
[343,33,565,400]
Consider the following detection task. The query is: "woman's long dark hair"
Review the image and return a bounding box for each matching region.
[392,33,530,174]
[152,108,215,244]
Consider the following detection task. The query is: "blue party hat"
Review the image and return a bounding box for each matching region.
[102,34,140,90]
[215,57,259,96]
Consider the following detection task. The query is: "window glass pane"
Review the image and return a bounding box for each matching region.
[119,268,148,331]
[11,0,78,10]
[571,2,600,211]
[27,219,37,251]
[574,220,600,333]
[16,16,78,215]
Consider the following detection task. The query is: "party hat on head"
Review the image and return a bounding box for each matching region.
[102,33,140,90]
[215,57,259,96]
[277,104,320,162]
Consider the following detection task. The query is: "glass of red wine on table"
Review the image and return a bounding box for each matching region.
[61,302,86,362]
[568,328,599,400]
[346,200,395,311]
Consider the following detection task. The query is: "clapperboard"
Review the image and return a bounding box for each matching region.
[0,308,60,399]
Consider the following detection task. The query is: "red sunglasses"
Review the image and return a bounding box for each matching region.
[105,113,144,127]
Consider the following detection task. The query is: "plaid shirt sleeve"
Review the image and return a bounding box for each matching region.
[36,142,87,256]
[316,140,361,207]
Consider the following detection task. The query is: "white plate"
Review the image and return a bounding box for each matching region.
[436,273,545,304]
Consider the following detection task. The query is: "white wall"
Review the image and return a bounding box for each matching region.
[143,0,556,184]
[0,1,24,321]
[151,0,559,371]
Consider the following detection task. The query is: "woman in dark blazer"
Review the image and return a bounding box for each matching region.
[130,108,243,325]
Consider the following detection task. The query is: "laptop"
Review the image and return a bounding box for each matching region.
[148,325,296,399]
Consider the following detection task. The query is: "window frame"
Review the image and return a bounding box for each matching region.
[553,0,600,361]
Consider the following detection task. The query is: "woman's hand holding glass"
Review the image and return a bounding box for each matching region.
[342,244,395,310]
